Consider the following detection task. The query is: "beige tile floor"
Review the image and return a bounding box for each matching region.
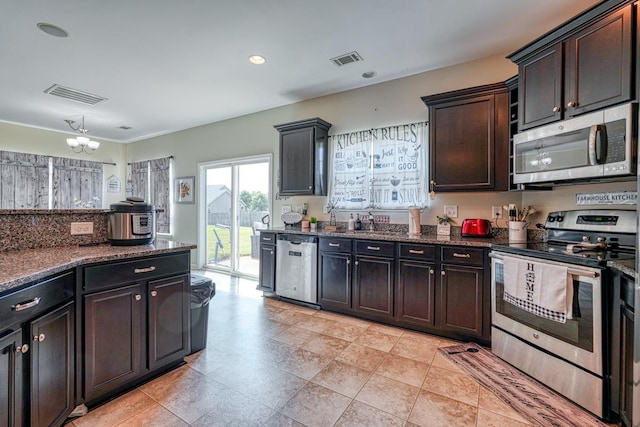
[67,271,537,427]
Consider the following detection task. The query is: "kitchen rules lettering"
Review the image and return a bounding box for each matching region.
[327,122,428,210]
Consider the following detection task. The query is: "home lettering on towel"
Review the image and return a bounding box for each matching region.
[502,256,571,323]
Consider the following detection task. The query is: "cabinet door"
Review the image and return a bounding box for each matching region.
[258,244,276,292]
[353,256,394,319]
[29,301,74,427]
[439,264,484,337]
[564,5,633,117]
[319,252,352,312]
[148,275,190,370]
[279,127,315,195]
[83,284,143,402]
[396,260,436,327]
[430,95,497,191]
[0,330,23,427]
[519,44,563,130]
[619,304,634,427]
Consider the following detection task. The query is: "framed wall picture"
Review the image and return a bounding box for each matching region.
[175,176,195,204]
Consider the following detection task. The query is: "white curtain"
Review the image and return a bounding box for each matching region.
[328,122,429,210]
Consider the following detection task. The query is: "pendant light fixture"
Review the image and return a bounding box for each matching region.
[65,116,100,154]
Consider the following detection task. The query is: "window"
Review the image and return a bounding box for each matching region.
[128,157,172,234]
[328,122,429,210]
[0,150,103,209]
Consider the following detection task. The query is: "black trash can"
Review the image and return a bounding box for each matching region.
[189,274,215,354]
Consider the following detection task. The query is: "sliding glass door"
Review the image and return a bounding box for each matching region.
[200,155,271,278]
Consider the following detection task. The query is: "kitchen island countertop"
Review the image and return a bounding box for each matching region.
[0,239,196,294]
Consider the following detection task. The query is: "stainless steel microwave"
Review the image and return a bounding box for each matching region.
[513,102,637,184]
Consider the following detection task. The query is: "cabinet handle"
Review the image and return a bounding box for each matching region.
[135,294,142,301]
[552,106,561,112]
[33,334,45,342]
[441,271,446,276]
[329,243,340,247]
[151,290,158,297]
[367,246,380,251]
[567,101,576,108]
[453,253,471,258]
[12,296,41,312]
[134,266,156,274]
[16,344,29,354]
[430,269,435,274]
[270,251,273,255]
[309,186,312,190]
[409,249,424,254]
[355,261,359,266]
[347,259,351,265]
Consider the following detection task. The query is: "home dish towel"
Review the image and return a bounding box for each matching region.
[503,256,571,323]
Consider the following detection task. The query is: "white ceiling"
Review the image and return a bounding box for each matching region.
[1,0,600,143]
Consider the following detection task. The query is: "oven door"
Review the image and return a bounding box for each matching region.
[491,252,603,375]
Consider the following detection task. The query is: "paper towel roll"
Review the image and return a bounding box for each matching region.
[408,207,421,235]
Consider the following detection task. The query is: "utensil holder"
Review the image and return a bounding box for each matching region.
[508,221,528,243]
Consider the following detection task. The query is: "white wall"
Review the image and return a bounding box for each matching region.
[0,122,128,207]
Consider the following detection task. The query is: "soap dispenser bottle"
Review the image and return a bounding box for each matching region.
[354,214,362,230]
[348,214,355,231]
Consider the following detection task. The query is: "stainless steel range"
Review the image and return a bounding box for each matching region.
[490,209,636,420]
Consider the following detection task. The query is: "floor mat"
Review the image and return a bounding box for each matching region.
[439,342,609,427]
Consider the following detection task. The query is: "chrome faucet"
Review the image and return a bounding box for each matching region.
[368,212,375,231]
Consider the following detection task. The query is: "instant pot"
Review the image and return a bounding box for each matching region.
[108,197,156,245]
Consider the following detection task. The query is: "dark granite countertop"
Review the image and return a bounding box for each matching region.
[0,239,196,294]
[268,227,511,247]
[608,259,637,278]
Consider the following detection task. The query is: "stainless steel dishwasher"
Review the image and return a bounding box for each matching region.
[276,234,318,304]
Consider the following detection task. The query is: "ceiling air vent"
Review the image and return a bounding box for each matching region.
[44,84,108,105]
[330,51,363,67]
[118,126,132,130]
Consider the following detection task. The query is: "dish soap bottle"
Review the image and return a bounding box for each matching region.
[354,214,362,230]
[348,214,355,231]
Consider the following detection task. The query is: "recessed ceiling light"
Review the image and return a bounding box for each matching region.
[362,71,377,79]
[249,55,266,65]
[37,23,69,38]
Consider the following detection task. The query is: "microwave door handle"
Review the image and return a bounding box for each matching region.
[588,125,608,165]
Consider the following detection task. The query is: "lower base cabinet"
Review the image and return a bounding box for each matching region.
[439,263,484,337]
[81,252,191,405]
[353,241,395,321]
[257,232,277,292]
[613,270,635,426]
[0,330,23,427]
[29,301,75,427]
[396,259,436,327]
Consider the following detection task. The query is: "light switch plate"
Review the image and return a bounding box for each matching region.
[444,205,458,218]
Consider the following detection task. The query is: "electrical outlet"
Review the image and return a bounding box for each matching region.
[492,206,502,219]
[444,205,458,218]
[70,222,93,235]
[281,205,291,214]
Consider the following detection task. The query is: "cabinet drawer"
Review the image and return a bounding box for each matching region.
[0,271,74,330]
[355,240,395,258]
[260,232,277,245]
[441,246,485,266]
[398,243,436,261]
[320,238,352,253]
[83,252,190,292]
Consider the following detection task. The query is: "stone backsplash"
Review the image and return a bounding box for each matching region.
[0,209,110,251]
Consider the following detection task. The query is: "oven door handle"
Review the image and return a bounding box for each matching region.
[489,252,600,278]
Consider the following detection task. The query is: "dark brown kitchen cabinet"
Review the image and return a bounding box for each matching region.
[274,118,332,196]
[148,275,190,370]
[421,83,509,192]
[29,301,74,427]
[353,240,395,321]
[257,232,277,293]
[318,238,353,313]
[511,2,634,130]
[395,243,436,328]
[83,283,144,402]
[0,330,23,427]
[81,252,190,405]
[612,269,635,427]
[438,247,487,339]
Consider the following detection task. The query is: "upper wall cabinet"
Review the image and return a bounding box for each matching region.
[421,83,510,192]
[510,1,635,131]
[274,118,332,196]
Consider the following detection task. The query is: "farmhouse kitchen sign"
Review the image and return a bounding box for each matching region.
[328,122,428,210]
